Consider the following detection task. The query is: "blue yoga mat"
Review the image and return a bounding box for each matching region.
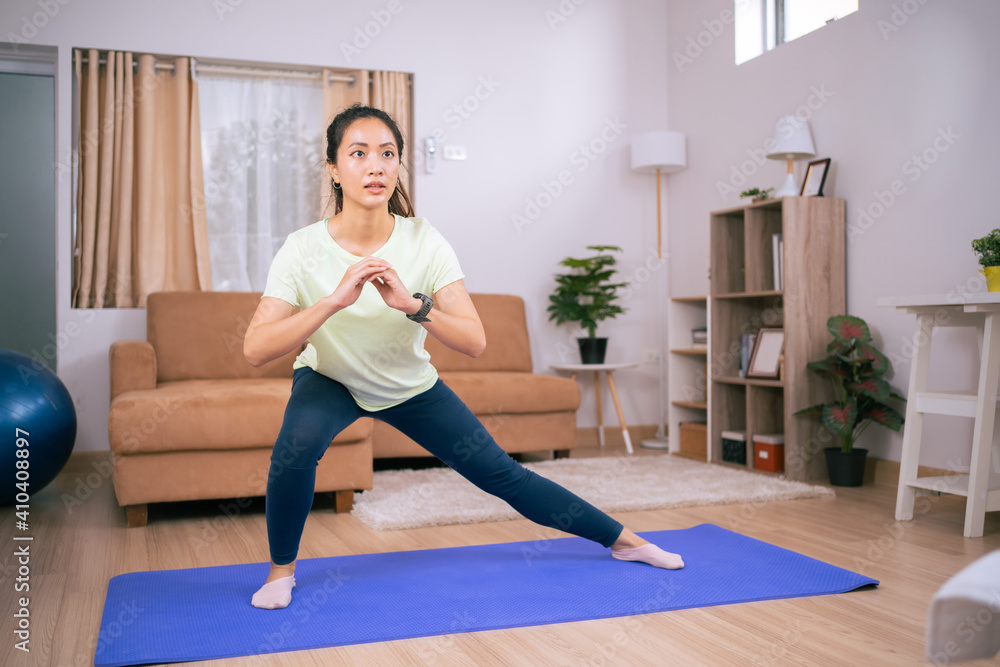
[95,524,877,666]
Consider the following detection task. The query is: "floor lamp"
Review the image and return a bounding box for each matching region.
[630,131,687,449]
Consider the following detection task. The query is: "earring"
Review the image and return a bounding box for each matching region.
[333,181,341,190]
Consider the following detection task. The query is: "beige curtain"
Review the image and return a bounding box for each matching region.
[370,70,413,198]
[73,49,212,308]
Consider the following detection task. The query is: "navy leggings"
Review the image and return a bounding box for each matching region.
[265,366,625,564]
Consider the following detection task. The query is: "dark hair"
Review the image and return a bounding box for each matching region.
[325,104,415,218]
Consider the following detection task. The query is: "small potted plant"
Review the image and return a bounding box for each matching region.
[740,187,775,203]
[547,245,627,364]
[972,229,1000,292]
[794,315,906,486]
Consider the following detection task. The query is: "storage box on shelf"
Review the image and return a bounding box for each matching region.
[722,429,747,465]
[667,296,709,459]
[753,433,785,473]
[678,421,708,460]
[708,196,845,481]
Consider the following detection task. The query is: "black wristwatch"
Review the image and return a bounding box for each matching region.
[406,292,433,323]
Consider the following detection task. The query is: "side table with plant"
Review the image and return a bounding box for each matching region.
[972,228,1000,292]
[547,245,627,364]
[794,315,906,486]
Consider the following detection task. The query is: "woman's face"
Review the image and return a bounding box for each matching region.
[331,117,401,211]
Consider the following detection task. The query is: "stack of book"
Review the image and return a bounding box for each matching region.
[739,333,756,377]
[691,327,707,349]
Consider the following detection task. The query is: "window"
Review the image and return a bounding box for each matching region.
[736,0,858,65]
[198,72,325,292]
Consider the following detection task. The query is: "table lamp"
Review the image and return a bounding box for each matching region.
[765,116,816,197]
[630,130,687,449]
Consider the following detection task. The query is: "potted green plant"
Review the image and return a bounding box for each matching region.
[740,187,775,203]
[794,315,906,486]
[547,245,627,364]
[972,229,1000,292]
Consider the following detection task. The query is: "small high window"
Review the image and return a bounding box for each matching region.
[736,0,858,65]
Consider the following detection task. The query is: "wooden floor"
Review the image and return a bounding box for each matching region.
[3,443,999,667]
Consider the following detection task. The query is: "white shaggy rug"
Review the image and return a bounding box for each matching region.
[351,454,835,531]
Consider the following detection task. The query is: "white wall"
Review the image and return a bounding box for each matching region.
[666,0,1000,469]
[0,0,672,453]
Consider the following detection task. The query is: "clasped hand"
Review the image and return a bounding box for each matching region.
[328,256,417,314]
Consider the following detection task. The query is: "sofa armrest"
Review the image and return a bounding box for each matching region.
[110,340,157,400]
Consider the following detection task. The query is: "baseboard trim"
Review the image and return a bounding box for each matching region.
[867,455,963,487]
[575,424,659,448]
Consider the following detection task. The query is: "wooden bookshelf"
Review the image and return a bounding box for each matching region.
[708,196,845,481]
[667,296,708,459]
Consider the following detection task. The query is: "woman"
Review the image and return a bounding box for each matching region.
[244,104,683,610]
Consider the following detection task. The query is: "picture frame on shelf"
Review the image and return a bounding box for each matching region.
[800,158,831,197]
[746,328,785,379]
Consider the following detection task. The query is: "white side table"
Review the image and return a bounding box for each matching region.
[880,293,1000,537]
[551,362,638,454]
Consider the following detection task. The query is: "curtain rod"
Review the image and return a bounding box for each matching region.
[76,54,357,86]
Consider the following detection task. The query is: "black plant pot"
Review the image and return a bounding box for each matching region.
[578,338,608,364]
[824,447,868,487]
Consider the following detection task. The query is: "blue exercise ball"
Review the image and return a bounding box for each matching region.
[0,349,77,506]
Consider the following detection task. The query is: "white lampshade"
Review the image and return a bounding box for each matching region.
[765,116,816,160]
[631,131,687,173]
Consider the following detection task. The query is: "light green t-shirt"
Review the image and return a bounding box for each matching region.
[261,214,465,411]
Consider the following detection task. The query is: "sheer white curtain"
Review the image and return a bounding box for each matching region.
[198,74,324,291]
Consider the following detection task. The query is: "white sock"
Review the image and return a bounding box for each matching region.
[251,575,296,609]
[612,543,685,570]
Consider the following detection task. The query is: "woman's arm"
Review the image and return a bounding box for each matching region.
[244,257,394,367]
[370,271,486,358]
[422,279,486,358]
[243,296,337,367]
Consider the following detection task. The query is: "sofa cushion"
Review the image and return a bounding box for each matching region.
[425,294,533,373]
[438,371,580,414]
[108,378,372,454]
[147,291,303,383]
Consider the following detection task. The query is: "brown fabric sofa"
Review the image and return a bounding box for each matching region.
[107,292,579,527]
[107,292,373,527]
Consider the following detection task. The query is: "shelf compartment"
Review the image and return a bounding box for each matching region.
[709,296,784,380]
[710,382,746,464]
[671,348,708,356]
[710,210,745,294]
[745,203,783,292]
